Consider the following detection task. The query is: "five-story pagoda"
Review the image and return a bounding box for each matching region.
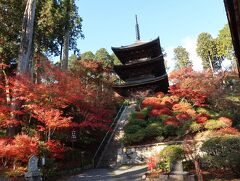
[112,15,169,97]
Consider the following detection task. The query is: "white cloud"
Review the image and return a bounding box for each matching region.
[182,37,203,71]
[165,36,203,72]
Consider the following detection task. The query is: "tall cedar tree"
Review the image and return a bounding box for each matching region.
[173,46,192,69]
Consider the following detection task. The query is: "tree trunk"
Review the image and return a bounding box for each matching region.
[61,0,70,71]
[62,31,69,71]
[208,54,214,76]
[7,0,36,137]
[18,0,36,75]
[194,159,203,181]
[60,42,63,67]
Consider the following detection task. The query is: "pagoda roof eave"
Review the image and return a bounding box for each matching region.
[113,74,168,88]
[111,37,160,51]
[113,54,164,70]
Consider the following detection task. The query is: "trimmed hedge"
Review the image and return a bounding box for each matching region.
[201,136,240,174]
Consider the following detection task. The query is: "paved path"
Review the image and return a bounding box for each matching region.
[59,104,146,181]
[62,165,147,181]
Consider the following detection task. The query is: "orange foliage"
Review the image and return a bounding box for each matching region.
[155,92,165,98]
[172,102,192,113]
[218,117,232,127]
[216,127,240,136]
[0,135,39,164]
[12,134,39,162]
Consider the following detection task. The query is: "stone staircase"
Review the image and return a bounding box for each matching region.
[97,104,135,168]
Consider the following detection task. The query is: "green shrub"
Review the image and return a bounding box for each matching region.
[204,119,227,130]
[196,107,219,117]
[123,129,145,145]
[158,145,184,173]
[148,117,164,124]
[163,125,177,137]
[159,114,172,121]
[190,122,203,133]
[123,124,141,134]
[145,123,164,138]
[155,136,165,142]
[201,136,240,174]
[141,106,152,117]
[129,112,137,121]
[176,121,192,137]
[128,119,147,128]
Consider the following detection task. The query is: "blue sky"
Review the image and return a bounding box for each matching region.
[73,0,228,70]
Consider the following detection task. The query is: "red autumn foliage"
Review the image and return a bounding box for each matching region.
[195,113,211,124]
[168,67,216,106]
[0,58,117,168]
[0,63,10,69]
[12,134,39,162]
[176,112,192,121]
[25,105,71,129]
[149,108,173,117]
[45,140,65,159]
[161,100,174,109]
[147,156,157,171]
[164,117,181,126]
[218,117,232,127]
[169,85,207,107]
[0,60,113,133]
[0,119,24,128]
[0,135,39,164]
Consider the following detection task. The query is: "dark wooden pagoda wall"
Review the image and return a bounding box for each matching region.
[224,0,240,75]
[113,56,166,81]
[114,76,169,97]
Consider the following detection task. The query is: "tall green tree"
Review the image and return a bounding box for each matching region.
[216,24,236,70]
[196,32,221,71]
[173,46,192,69]
[36,0,84,63]
[0,0,84,70]
[216,24,234,59]
[0,1,25,64]
[36,0,62,56]
[111,53,121,65]
[95,48,113,66]
[81,51,95,60]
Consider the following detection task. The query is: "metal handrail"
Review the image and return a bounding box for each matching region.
[92,104,126,167]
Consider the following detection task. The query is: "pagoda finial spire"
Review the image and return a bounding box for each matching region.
[135,15,140,41]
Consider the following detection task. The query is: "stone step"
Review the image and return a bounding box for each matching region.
[97,104,135,168]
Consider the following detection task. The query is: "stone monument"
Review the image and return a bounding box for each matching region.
[159,160,195,181]
[25,155,42,181]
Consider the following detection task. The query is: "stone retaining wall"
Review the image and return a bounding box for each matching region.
[116,141,182,165]
[116,140,204,166]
